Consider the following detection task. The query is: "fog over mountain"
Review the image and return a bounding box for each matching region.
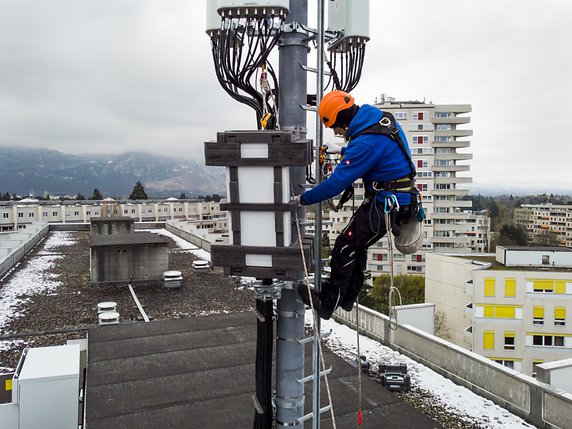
[0,147,225,198]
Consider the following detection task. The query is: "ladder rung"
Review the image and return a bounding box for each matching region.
[297,405,332,423]
[297,367,332,384]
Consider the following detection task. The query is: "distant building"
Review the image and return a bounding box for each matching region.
[0,199,227,232]
[514,203,572,248]
[322,96,489,277]
[426,246,572,376]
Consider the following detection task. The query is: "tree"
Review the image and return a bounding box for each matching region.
[366,274,425,315]
[90,188,103,200]
[498,224,528,246]
[75,193,86,200]
[129,181,148,200]
[434,311,451,340]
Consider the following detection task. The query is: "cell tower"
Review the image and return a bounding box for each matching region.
[204,1,370,428]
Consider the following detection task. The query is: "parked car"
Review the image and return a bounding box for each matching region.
[378,363,411,392]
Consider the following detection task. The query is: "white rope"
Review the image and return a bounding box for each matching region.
[384,207,403,331]
[294,208,337,429]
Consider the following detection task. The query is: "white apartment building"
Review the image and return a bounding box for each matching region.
[515,203,572,248]
[0,199,227,232]
[426,247,572,376]
[325,96,489,277]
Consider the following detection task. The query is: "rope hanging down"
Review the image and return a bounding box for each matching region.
[384,198,403,331]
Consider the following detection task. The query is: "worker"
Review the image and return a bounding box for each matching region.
[297,90,419,319]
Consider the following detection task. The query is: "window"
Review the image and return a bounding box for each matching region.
[484,278,495,297]
[504,332,515,350]
[435,112,452,118]
[417,183,428,192]
[131,209,136,214]
[18,213,23,218]
[395,112,407,120]
[533,335,564,347]
[436,124,451,130]
[3,213,8,218]
[494,359,514,370]
[496,306,516,318]
[532,279,567,294]
[542,255,550,265]
[413,111,427,121]
[435,136,451,142]
[411,135,428,144]
[483,331,494,350]
[505,278,516,297]
[74,211,79,216]
[484,305,494,318]
[124,209,128,214]
[554,307,566,326]
[28,213,34,218]
[52,211,58,216]
[533,306,544,325]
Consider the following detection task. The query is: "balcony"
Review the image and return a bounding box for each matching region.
[432,116,471,125]
[432,165,470,173]
[435,129,473,138]
[433,200,473,209]
[432,140,471,149]
[430,189,470,197]
[434,176,472,185]
[430,236,469,244]
[434,153,473,161]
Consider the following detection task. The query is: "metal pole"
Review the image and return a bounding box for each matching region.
[276,0,308,427]
[313,1,325,428]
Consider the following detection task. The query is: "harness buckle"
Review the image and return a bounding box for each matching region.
[379,117,391,127]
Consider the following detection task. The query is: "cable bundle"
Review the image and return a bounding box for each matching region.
[209,14,283,129]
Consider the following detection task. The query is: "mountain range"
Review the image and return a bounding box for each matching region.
[0,147,226,198]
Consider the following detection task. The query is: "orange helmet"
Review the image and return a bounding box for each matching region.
[318,90,355,128]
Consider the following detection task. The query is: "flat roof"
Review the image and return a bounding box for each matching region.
[500,246,572,252]
[86,313,443,429]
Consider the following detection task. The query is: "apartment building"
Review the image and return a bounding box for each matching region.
[324,96,489,277]
[0,199,227,232]
[426,247,572,376]
[515,203,572,248]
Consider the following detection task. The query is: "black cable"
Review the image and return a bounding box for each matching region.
[252,282,274,429]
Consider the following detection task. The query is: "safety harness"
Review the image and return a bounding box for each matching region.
[349,111,417,196]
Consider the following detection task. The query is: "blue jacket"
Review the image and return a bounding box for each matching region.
[302,104,414,206]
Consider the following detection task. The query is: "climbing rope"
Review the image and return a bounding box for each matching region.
[294,208,337,429]
[355,298,363,425]
[384,197,403,330]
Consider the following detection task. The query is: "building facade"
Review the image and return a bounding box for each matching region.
[0,199,227,232]
[515,203,572,248]
[426,247,572,376]
[323,96,489,277]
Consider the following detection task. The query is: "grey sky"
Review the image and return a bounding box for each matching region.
[0,1,571,190]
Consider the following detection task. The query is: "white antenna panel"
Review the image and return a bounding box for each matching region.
[217,0,289,17]
[206,1,222,35]
[328,0,370,41]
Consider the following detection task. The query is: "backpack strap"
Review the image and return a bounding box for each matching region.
[350,111,417,180]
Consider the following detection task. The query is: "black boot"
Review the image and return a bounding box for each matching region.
[296,284,334,320]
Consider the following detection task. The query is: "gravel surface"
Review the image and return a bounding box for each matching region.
[0,231,521,428]
[0,231,253,371]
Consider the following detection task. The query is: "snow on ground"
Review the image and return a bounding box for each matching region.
[0,232,74,332]
[307,311,534,429]
[143,229,211,262]
[0,232,74,369]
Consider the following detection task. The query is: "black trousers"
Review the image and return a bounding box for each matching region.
[322,199,411,311]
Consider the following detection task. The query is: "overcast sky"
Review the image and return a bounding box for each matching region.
[0,1,571,190]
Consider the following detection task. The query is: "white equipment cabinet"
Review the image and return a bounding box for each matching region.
[16,344,80,429]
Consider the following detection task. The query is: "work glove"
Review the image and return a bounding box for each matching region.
[293,195,308,206]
